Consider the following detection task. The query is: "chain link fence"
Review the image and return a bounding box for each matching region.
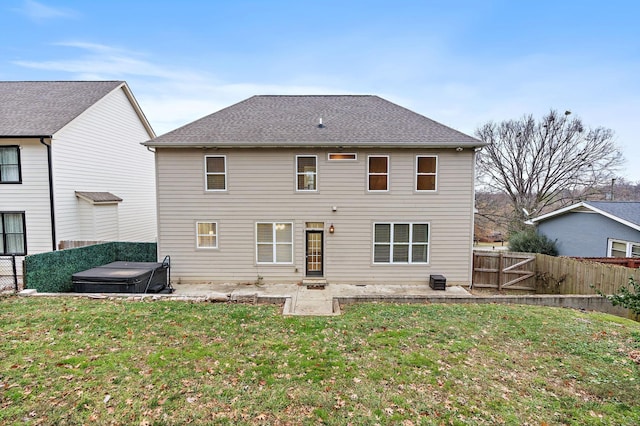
[0,255,19,292]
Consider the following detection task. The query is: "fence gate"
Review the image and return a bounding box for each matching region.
[473,251,536,291]
[0,255,19,292]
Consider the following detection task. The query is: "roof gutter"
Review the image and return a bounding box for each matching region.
[39,137,57,251]
[142,142,487,149]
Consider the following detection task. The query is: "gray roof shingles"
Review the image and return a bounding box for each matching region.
[586,201,640,227]
[146,95,483,148]
[0,81,124,136]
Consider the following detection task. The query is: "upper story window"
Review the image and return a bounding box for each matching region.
[0,146,21,183]
[416,156,437,191]
[328,153,357,161]
[368,155,389,191]
[205,155,226,191]
[296,155,317,191]
[196,222,218,249]
[1,212,26,255]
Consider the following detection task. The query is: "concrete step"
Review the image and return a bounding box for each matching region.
[302,278,328,288]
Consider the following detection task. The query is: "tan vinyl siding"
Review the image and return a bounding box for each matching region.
[52,87,156,244]
[156,148,475,285]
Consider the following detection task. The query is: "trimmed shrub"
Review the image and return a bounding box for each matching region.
[24,242,157,292]
[508,230,558,256]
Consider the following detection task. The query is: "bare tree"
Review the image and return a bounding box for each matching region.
[475,110,624,232]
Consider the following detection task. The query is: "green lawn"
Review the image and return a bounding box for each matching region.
[1,296,639,425]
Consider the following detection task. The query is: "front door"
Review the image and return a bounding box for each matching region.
[305,230,323,277]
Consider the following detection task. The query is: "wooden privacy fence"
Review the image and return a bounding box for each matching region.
[472,251,536,291]
[473,251,640,294]
[535,254,640,295]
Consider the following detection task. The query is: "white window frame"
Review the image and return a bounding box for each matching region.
[204,155,227,191]
[256,222,294,264]
[196,221,218,249]
[296,155,318,192]
[328,152,357,161]
[372,222,430,264]
[367,155,389,192]
[416,155,438,192]
[607,238,640,258]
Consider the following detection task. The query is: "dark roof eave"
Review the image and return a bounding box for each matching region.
[143,141,488,149]
[0,134,53,139]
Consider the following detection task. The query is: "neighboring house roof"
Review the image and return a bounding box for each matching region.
[0,81,154,138]
[75,191,123,204]
[145,95,484,148]
[529,201,640,232]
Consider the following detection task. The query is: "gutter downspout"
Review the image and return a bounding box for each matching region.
[39,137,56,251]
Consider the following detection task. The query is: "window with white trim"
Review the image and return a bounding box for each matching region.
[0,146,21,183]
[256,222,293,264]
[368,155,389,191]
[296,155,317,191]
[0,212,26,255]
[373,223,429,263]
[608,239,640,258]
[416,155,437,191]
[196,222,218,248]
[205,155,226,191]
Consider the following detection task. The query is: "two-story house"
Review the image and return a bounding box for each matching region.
[0,81,157,284]
[144,95,485,286]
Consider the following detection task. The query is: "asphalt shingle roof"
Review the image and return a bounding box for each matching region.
[586,201,640,228]
[0,81,124,136]
[146,95,482,148]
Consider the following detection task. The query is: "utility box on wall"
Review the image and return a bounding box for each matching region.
[429,274,446,290]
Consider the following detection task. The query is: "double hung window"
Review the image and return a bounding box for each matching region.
[608,239,640,258]
[256,222,293,264]
[205,156,226,191]
[196,222,218,248]
[416,156,437,191]
[0,146,21,183]
[368,155,389,191]
[296,156,317,191]
[0,212,26,255]
[373,223,429,264]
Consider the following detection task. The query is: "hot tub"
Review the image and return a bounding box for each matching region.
[72,260,172,294]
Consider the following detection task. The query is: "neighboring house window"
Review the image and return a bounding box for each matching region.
[296,155,317,191]
[196,222,218,248]
[0,212,26,255]
[373,223,429,263]
[0,146,21,183]
[205,155,226,191]
[368,155,389,191]
[608,239,640,258]
[256,222,293,264]
[328,153,357,161]
[416,156,437,191]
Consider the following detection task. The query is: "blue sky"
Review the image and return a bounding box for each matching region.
[2,0,639,180]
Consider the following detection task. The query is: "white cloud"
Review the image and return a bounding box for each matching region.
[18,0,77,21]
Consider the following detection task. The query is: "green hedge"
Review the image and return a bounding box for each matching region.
[24,242,157,293]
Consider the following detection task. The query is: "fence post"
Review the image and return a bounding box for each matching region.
[11,255,17,291]
[498,252,504,291]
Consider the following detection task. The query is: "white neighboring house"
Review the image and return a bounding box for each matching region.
[0,81,157,283]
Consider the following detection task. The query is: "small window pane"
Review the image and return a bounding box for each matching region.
[275,245,292,263]
[297,157,315,172]
[257,224,273,243]
[206,157,225,172]
[369,175,387,191]
[417,175,436,191]
[413,224,429,243]
[375,224,390,243]
[393,245,409,262]
[412,245,428,263]
[394,224,410,243]
[611,241,626,257]
[369,157,387,173]
[374,244,390,263]
[275,223,292,243]
[257,244,273,262]
[198,235,216,247]
[207,175,225,190]
[417,156,436,173]
[632,245,640,258]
